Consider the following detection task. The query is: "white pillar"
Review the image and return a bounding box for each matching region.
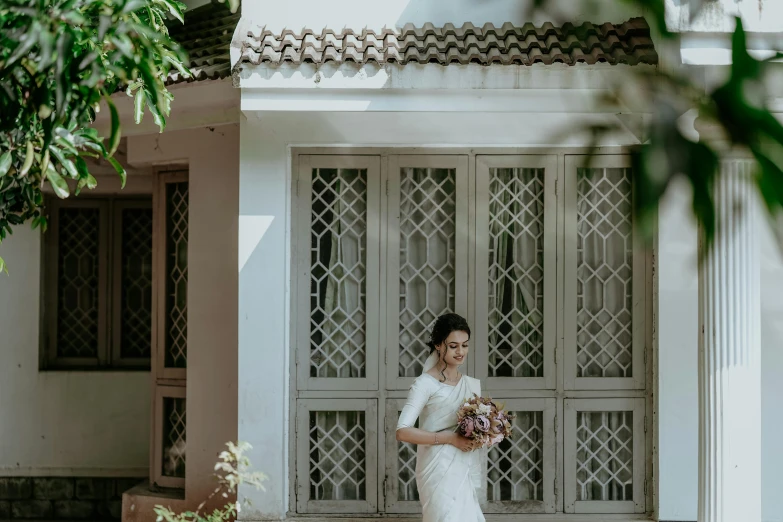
[698,160,762,522]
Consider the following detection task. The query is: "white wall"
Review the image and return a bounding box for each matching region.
[655,183,699,521]
[241,0,641,33]
[237,109,641,519]
[0,229,150,477]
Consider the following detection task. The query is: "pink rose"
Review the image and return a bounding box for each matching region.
[475,416,490,432]
[459,417,475,437]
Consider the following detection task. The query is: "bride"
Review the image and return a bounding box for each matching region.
[396,313,486,522]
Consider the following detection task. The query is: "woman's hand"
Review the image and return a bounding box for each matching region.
[443,431,474,452]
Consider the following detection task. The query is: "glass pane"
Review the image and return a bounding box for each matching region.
[488,168,545,378]
[309,168,368,378]
[57,207,101,358]
[576,410,633,501]
[576,167,633,378]
[120,207,153,359]
[487,411,544,502]
[165,182,189,368]
[162,397,186,478]
[309,410,366,501]
[398,167,456,377]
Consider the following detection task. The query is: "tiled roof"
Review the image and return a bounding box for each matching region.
[236,18,658,68]
[166,1,239,85]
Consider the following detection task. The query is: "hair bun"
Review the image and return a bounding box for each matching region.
[425,313,471,354]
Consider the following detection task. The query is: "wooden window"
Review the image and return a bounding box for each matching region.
[564,156,646,390]
[43,196,152,369]
[292,152,652,517]
[295,399,378,514]
[150,169,189,490]
[563,398,646,514]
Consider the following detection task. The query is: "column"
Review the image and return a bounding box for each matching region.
[698,160,762,522]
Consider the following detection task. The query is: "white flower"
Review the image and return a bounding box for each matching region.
[477,404,491,415]
[236,502,241,513]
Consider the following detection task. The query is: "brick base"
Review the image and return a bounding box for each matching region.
[0,478,144,521]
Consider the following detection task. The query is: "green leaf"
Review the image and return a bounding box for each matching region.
[137,61,160,107]
[45,164,70,199]
[0,152,11,177]
[122,0,148,14]
[19,142,34,176]
[163,52,191,79]
[145,91,166,132]
[0,256,7,275]
[159,0,185,24]
[3,24,39,72]
[134,88,146,124]
[75,173,99,196]
[106,97,122,156]
[49,147,80,179]
[38,31,55,70]
[108,157,127,188]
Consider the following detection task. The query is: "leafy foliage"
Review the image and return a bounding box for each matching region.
[536,0,783,250]
[154,442,267,522]
[0,0,193,272]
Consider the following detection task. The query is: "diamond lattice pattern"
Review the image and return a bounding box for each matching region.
[165,182,188,368]
[487,411,544,502]
[398,168,456,377]
[576,410,633,501]
[396,415,419,501]
[57,207,101,358]
[309,411,366,501]
[162,397,186,478]
[121,208,153,358]
[310,168,367,378]
[488,168,545,378]
[576,168,633,378]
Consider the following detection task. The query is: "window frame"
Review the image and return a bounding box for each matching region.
[295,398,379,514]
[152,384,187,489]
[483,397,557,514]
[563,155,647,391]
[563,397,647,514]
[474,155,558,391]
[42,195,152,370]
[295,155,382,392]
[289,148,654,518]
[385,154,470,391]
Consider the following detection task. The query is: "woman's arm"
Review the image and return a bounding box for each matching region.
[395,378,475,451]
[396,427,473,451]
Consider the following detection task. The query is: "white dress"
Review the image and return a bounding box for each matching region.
[397,372,486,522]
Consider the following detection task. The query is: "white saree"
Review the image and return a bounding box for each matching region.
[396,352,487,522]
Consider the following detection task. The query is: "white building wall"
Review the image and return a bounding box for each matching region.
[237,109,641,518]
[241,0,640,33]
[0,231,149,477]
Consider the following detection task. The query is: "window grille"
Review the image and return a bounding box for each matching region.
[293,153,650,516]
[43,197,151,369]
[151,169,189,490]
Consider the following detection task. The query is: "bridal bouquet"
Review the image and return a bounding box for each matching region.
[456,395,514,448]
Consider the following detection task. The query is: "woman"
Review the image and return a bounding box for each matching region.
[396,313,486,522]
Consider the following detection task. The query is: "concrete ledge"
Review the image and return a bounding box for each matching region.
[121,483,185,522]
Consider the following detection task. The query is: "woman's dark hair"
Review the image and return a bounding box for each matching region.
[426,313,471,352]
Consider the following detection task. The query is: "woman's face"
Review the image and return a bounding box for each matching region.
[437,330,470,368]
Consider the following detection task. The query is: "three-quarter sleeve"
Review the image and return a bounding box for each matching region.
[396,377,430,430]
